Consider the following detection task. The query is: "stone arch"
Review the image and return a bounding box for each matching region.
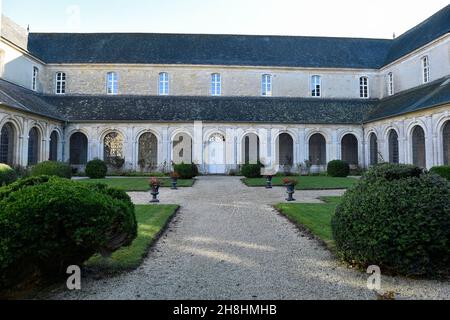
[172,132,192,165]
[387,129,399,164]
[103,131,125,164]
[49,130,59,161]
[309,133,327,165]
[276,132,294,169]
[69,132,88,165]
[443,120,450,165]
[369,132,379,165]
[411,125,426,168]
[341,133,358,166]
[242,132,260,165]
[0,122,17,165]
[205,132,226,174]
[138,132,159,172]
[28,126,41,166]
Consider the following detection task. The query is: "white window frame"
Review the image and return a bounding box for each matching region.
[106,72,118,95]
[387,72,394,96]
[211,73,221,96]
[32,66,39,92]
[55,72,66,95]
[159,72,169,96]
[359,76,369,98]
[261,74,272,97]
[422,56,430,84]
[311,75,321,97]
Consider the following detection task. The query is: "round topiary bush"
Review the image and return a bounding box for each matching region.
[85,159,108,179]
[30,161,72,179]
[173,163,198,179]
[430,166,450,180]
[0,176,137,290]
[327,160,350,177]
[0,164,17,186]
[241,163,263,178]
[332,163,450,277]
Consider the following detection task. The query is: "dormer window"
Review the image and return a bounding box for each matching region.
[55,72,66,94]
[106,72,118,95]
[211,73,221,96]
[359,76,369,98]
[311,75,321,97]
[261,74,272,96]
[159,72,169,95]
[422,56,430,83]
[387,72,394,96]
[32,67,39,92]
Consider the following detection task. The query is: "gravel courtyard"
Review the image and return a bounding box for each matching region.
[49,176,450,300]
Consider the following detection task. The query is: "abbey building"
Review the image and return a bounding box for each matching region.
[0,6,449,174]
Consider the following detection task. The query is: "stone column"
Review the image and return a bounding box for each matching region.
[297,127,306,166]
[193,121,204,171]
[425,116,434,168]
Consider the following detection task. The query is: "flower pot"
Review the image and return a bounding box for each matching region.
[285,184,296,202]
[266,176,273,189]
[150,186,160,203]
[171,178,178,190]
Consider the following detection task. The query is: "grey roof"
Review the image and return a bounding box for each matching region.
[25,5,450,69]
[364,76,450,122]
[0,79,64,120]
[44,95,377,124]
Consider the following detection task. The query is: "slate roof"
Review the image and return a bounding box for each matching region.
[25,5,450,69]
[364,76,450,122]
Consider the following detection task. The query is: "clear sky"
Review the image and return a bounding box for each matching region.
[2,0,449,39]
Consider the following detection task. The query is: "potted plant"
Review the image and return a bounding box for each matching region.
[149,177,161,203]
[262,168,277,189]
[283,177,298,202]
[170,171,180,190]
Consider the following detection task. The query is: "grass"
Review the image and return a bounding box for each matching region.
[275,197,341,250]
[243,176,358,190]
[85,204,179,272]
[79,177,194,191]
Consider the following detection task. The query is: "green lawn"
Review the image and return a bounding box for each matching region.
[85,204,179,272]
[275,197,341,249]
[243,176,358,190]
[79,177,194,191]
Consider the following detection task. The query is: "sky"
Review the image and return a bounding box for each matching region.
[1,0,449,39]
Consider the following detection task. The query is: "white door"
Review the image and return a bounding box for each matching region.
[208,134,226,174]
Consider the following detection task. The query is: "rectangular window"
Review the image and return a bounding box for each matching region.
[360,77,369,98]
[32,67,39,91]
[211,73,221,96]
[387,73,394,96]
[311,75,321,97]
[422,56,430,84]
[55,72,66,94]
[159,72,169,95]
[262,74,272,96]
[107,72,118,95]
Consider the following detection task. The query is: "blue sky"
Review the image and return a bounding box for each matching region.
[2,0,449,38]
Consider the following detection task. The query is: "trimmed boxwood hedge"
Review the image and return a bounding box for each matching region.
[0,164,17,186]
[0,176,137,290]
[430,166,450,181]
[86,159,108,179]
[332,163,450,277]
[327,160,350,177]
[173,163,198,179]
[31,161,72,179]
[241,163,264,178]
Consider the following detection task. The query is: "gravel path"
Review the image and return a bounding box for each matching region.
[49,176,449,300]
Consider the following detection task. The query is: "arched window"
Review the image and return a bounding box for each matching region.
[139,132,158,172]
[69,132,88,165]
[211,73,221,96]
[28,127,40,166]
[32,67,39,92]
[443,121,450,165]
[49,131,59,161]
[311,75,321,97]
[412,126,426,168]
[341,134,358,166]
[173,133,192,165]
[309,133,326,165]
[359,76,369,98]
[243,133,260,165]
[278,133,294,166]
[369,133,378,166]
[0,123,16,165]
[159,72,169,95]
[261,74,272,96]
[422,56,430,84]
[387,72,394,96]
[106,72,118,95]
[104,132,124,165]
[55,72,66,94]
[388,130,399,164]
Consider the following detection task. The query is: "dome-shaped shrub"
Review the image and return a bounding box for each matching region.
[327,160,350,177]
[0,164,17,186]
[85,159,108,179]
[241,163,264,178]
[332,163,450,277]
[0,177,137,289]
[173,163,198,179]
[31,161,72,179]
[430,166,450,180]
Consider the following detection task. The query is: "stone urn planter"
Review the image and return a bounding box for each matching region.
[283,178,298,202]
[265,175,273,189]
[149,178,161,203]
[170,172,180,190]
